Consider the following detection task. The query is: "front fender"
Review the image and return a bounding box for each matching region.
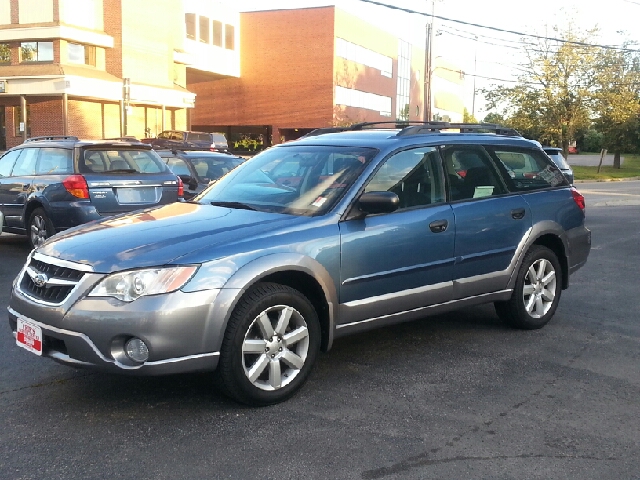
[198,253,338,354]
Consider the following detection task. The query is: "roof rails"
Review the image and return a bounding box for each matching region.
[396,122,521,137]
[300,122,520,138]
[24,135,79,143]
[102,136,141,142]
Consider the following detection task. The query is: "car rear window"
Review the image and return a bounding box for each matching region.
[186,133,213,142]
[81,149,167,174]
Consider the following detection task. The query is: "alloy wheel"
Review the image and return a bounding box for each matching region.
[522,258,557,318]
[30,214,49,248]
[241,305,310,391]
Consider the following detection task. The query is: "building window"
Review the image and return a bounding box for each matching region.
[185,13,196,40]
[336,38,392,78]
[225,24,235,50]
[396,40,411,121]
[199,16,210,43]
[13,105,31,136]
[212,21,222,47]
[68,43,96,66]
[0,43,10,64]
[335,85,392,117]
[20,41,53,62]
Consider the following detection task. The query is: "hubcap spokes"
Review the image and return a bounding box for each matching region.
[523,258,556,318]
[30,216,47,248]
[242,305,309,391]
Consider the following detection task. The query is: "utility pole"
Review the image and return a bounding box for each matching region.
[423,0,435,122]
[471,36,477,119]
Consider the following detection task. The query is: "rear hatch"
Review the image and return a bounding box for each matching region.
[79,146,179,216]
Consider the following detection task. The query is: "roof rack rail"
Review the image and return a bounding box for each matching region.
[24,135,79,143]
[396,122,521,137]
[300,122,427,138]
[102,136,141,142]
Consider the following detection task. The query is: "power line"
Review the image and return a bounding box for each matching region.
[358,0,640,52]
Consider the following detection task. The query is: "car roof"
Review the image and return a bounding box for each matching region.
[13,137,151,150]
[290,128,541,150]
[155,149,242,159]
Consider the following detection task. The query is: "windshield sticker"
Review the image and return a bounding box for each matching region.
[312,196,327,208]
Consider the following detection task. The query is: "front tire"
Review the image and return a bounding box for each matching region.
[27,208,55,249]
[218,282,321,406]
[495,245,562,330]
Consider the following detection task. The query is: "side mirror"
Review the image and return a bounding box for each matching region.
[357,191,399,215]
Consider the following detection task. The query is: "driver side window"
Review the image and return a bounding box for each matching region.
[364,147,445,210]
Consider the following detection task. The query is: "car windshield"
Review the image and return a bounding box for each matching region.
[81,149,168,173]
[211,133,227,145]
[196,145,378,216]
[189,155,244,181]
[544,150,571,169]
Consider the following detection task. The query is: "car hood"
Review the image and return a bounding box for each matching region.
[38,202,309,273]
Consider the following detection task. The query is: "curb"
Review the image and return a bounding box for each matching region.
[574,177,640,183]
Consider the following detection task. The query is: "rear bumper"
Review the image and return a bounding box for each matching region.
[567,224,591,275]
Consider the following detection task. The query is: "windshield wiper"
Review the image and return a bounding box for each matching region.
[210,201,257,211]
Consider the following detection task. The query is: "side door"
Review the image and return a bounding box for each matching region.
[442,145,532,299]
[0,149,23,226]
[339,146,455,325]
[0,147,39,229]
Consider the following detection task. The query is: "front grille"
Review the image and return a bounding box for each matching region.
[19,257,86,305]
[30,258,85,281]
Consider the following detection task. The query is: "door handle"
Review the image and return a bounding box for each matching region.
[511,208,526,219]
[429,219,448,233]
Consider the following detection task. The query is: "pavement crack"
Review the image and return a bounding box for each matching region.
[0,372,96,396]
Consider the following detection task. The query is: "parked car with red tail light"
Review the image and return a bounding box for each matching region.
[0,136,181,248]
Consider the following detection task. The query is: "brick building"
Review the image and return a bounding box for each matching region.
[189,6,432,147]
[0,0,239,149]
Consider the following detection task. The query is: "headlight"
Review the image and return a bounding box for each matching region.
[88,266,198,302]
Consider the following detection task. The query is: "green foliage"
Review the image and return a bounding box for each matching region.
[482,112,506,125]
[482,24,640,163]
[579,129,604,153]
[463,108,478,123]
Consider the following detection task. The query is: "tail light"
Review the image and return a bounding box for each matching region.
[177,176,184,198]
[571,187,585,212]
[210,143,216,152]
[62,175,89,199]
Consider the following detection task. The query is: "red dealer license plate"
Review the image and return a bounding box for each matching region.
[16,318,43,356]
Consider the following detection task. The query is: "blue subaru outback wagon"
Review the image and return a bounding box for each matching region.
[8,123,591,406]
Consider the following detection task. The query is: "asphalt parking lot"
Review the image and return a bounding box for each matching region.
[1,181,639,479]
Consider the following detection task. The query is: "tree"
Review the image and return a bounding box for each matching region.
[591,45,640,168]
[482,112,506,125]
[483,26,597,157]
[463,108,478,123]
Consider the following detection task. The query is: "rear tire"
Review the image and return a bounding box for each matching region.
[27,208,55,249]
[217,282,321,406]
[495,245,562,330]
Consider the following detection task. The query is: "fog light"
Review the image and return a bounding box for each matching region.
[125,337,149,363]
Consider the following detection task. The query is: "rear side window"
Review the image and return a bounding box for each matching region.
[166,157,191,177]
[81,149,167,174]
[0,149,22,177]
[11,148,39,176]
[489,147,567,191]
[441,146,507,201]
[36,148,72,174]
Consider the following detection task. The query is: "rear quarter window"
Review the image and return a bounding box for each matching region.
[36,148,72,174]
[489,147,568,191]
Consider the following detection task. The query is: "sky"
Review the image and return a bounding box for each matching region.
[232,0,640,118]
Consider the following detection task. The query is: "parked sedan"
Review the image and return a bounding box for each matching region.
[543,147,574,184]
[156,150,245,199]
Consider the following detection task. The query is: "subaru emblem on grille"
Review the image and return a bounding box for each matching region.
[33,273,48,288]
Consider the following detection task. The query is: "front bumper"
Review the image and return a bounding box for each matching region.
[9,271,224,375]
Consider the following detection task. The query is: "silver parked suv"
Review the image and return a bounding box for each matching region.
[8,123,591,406]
